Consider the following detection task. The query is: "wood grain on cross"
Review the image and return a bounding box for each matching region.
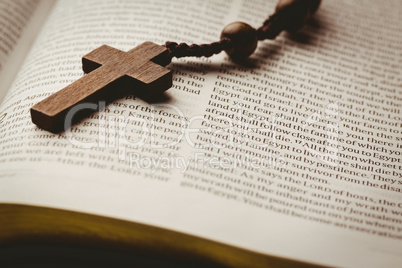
[30,42,172,133]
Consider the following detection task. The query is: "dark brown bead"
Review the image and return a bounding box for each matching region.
[276,0,321,15]
[220,22,258,59]
[306,0,321,14]
[276,0,321,32]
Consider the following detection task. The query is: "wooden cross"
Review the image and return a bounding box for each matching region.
[30,42,172,133]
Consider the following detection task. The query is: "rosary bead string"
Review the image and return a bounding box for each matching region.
[163,0,321,61]
[257,13,284,40]
[164,38,232,61]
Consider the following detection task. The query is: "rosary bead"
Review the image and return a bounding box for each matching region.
[306,0,321,14]
[276,0,321,32]
[277,0,321,15]
[220,22,258,59]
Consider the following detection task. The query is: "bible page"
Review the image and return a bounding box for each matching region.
[0,0,55,103]
[0,0,401,267]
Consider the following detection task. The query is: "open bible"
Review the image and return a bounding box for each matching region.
[0,0,401,267]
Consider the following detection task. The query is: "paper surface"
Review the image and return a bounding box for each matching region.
[0,0,401,267]
[0,0,55,103]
